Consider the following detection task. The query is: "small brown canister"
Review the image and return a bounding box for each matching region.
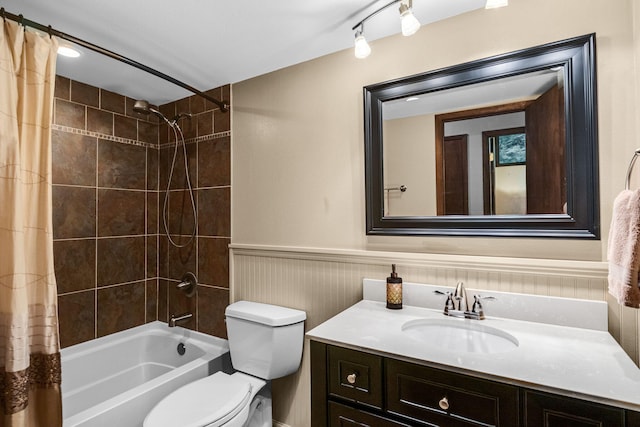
[386,264,403,309]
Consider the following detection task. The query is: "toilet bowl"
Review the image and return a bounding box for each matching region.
[144,301,306,427]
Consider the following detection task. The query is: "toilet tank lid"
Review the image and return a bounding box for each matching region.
[225,301,306,326]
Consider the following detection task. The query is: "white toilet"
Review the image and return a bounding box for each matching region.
[144,301,306,427]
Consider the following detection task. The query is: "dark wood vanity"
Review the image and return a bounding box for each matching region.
[311,341,639,427]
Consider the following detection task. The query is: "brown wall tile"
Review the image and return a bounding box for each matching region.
[55,99,85,129]
[147,148,159,191]
[71,81,100,108]
[96,237,145,286]
[98,139,147,189]
[198,136,230,187]
[98,189,146,236]
[54,75,70,100]
[100,89,125,114]
[54,239,96,293]
[52,130,96,186]
[52,185,96,239]
[166,143,197,190]
[58,290,95,348]
[147,191,158,234]
[198,237,229,287]
[87,107,113,135]
[167,238,197,281]
[114,115,137,140]
[197,188,230,237]
[146,279,158,323]
[147,236,158,279]
[139,120,159,145]
[158,279,169,322]
[168,190,197,238]
[197,286,228,338]
[97,282,145,337]
[214,109,230,133]
[196,111,213,137]
[189,95,206,115]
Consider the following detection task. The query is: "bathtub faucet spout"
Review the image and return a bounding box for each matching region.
[169,313,193,327]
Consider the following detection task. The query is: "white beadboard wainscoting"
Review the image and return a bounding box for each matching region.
[229,244,640,427]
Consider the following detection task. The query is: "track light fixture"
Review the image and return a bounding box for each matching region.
[351,0,421,59]
[354,25,372,59]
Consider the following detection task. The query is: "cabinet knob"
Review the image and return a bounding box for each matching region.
[439,396,449,411]
[346,373,357,384]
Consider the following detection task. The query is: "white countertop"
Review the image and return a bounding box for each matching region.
[306,281,640,411]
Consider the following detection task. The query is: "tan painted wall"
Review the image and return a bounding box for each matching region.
[233,0,636,261]
[231,1,639,426]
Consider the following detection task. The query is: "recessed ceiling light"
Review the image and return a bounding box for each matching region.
[57,44,81,58]
[485,0,508,9]
[406,97,419,102]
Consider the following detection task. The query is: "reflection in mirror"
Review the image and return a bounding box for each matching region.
[382,68,566,217]
[364,34,599,238]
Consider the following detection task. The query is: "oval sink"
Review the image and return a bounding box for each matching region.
[402,318,519,354]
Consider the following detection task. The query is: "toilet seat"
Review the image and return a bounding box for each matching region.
[144,372,253,427]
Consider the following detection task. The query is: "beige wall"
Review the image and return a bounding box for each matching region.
[383,115,436,216]
[232,1,639,426]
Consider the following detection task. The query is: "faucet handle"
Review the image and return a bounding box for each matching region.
[471,295,495,319]
[434,290,455,314]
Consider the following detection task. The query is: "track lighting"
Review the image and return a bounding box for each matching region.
[399,0,421,36]
[485,0,508,9]
[351,0,421,59]
[354,26,371,59]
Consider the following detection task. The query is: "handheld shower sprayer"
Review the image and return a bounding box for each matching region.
[134,99,196,248]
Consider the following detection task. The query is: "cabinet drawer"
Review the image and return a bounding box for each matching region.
[329,401,410,427]
[386,359,519,426]
[523,390,624,427]
[328,346,383,409]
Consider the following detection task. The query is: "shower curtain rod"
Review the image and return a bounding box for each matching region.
[0,8,229,112]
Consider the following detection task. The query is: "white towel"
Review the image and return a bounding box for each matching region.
[608,189,640,308]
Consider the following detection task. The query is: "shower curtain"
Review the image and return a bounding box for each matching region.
[0,20,62,427]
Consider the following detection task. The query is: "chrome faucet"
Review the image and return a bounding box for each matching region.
[435,282,495,320]
[169,312,193,327]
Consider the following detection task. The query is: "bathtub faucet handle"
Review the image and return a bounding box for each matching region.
[169,312,193,327]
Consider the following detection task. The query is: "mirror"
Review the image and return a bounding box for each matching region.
[364,34,599,238]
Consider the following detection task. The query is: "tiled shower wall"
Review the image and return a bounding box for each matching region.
[52,76,230,347]
[156,88,231,338]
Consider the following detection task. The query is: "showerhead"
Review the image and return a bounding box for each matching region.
[133,99,166,121]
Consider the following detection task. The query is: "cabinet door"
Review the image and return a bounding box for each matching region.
[523,390,624,427]
[329,401,411,427]
[386,359,519,427]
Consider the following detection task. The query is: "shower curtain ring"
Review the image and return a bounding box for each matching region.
[47,25,52,38]
[1,8,5,22]
[18,14,24,29]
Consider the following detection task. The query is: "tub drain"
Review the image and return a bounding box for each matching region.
[177,342,186,356]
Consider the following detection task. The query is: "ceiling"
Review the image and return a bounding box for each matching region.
[2,0,487,105]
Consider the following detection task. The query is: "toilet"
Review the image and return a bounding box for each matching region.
[144,301,306,427]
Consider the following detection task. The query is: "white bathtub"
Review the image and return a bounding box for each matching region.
[61,321,229,427]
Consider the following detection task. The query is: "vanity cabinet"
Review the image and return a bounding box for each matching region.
[311,341,638,427]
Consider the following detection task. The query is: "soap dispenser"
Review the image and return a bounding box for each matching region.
[386,264,403,309]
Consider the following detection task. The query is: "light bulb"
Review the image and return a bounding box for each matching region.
[485,0,508,9]
[57,44,80,58]
[354,34,371,59]
[400,9,420,36]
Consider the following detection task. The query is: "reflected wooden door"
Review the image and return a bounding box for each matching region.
[525,84,566,214]
[442,135,468,215]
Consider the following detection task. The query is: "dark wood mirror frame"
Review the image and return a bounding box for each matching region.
[364,34,599,238]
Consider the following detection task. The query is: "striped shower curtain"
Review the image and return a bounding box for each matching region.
[0,19,62,427]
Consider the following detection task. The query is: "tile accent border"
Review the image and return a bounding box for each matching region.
[52,124,155,149]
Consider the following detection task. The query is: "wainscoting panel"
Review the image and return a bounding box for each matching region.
[230,244,639,427]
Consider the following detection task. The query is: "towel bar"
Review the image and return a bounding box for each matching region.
[625,149,640,190]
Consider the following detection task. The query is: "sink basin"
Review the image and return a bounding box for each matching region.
[402,318,519,354]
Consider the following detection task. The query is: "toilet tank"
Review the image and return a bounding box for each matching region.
[225,301,306,380]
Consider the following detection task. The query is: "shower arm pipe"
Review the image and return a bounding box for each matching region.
[0,8,229,112]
